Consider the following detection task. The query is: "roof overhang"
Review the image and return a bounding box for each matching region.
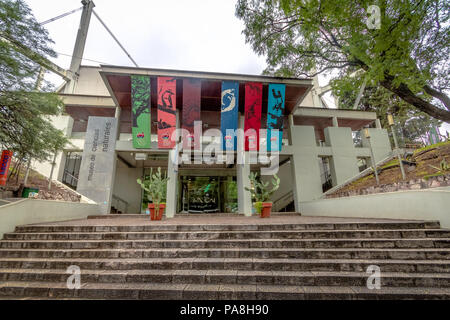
[99,65,313,115]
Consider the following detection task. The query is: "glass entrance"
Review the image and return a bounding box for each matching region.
[180,176,237,213]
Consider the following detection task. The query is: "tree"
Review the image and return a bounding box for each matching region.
[332,72,442,145]
[236,0,450,122]
[0,0,69,181]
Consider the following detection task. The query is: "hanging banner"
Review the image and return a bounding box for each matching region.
[244,82,262,151]
[182,79,201,150]
[157,77,177,149]
[267,83,286,152]
[0,150,13,186]
[220,81,239,151]
[131,75,151,149]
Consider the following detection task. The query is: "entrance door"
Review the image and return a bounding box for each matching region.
[181,176,219,213]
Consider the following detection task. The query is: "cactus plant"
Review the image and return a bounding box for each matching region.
[245,172,280,209]
[137,167,169,219]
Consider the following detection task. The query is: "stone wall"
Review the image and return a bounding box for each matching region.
[326,174,450,199]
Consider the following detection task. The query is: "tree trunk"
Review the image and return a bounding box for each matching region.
[380,77,450,123]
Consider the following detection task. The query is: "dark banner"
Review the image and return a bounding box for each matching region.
[244,82,262,151]
[266,84,285,152]
[157,77,177,149]
[182,78,201,150]
[220,81,239,151]
[131,75,151,149]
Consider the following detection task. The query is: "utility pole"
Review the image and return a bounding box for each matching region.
[364,128,380,185]
[388,113,406,180]
[65,0,95,94]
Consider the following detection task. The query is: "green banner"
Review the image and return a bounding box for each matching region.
[131,75,151,149]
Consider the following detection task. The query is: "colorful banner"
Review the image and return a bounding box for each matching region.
[220,81,239,151]
[131,75,151,149]
[157,77,177,149]
[244,82,262,151]
[267,84,286,152]
[182,79,201,150]
[0,150,13,186]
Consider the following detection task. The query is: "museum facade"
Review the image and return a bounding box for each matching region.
[35,65,392,215]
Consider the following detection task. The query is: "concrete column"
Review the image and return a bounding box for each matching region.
[375,119,382,129]
[287,114,294,145]
[361,128,392,163]
[237,114,252,216]
[290,126,323,211]
[165,149,178,218]
[237,153,252,216]
[324,127,359,186]
[332,116,339,127]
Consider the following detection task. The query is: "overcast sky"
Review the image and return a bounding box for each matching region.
[23,0,449,134]
[25,0,268,82]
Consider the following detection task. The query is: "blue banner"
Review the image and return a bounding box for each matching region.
[267,84,285,152]
[220,81,239,151]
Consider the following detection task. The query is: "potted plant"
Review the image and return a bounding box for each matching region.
[137,167,169,220]
[245,172,280,218]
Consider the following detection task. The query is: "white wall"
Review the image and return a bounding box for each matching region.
[112,160,143,213]
[0,199,100,239]
[300,187,450,228]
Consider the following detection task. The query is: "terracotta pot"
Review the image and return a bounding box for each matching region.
[148,203,165,220]
[261,202,272,218]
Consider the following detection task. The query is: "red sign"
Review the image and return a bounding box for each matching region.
[0,150,13,186]
[244,82,262,151]
[157,77,177,149]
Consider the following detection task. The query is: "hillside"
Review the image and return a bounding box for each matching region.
[327,140,450,198]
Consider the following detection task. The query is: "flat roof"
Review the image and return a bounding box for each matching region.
[99,65,313,115]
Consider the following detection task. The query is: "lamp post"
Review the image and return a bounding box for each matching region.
[364,128,380,185]
[387,113,406,180]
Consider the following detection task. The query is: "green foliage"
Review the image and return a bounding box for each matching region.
[137,167,169,215]
[236,0,450,121]
[332,73,442,145]
[245,172,280,203]
[0,0,69,169]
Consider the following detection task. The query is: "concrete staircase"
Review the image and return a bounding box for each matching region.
[0,220,449,299]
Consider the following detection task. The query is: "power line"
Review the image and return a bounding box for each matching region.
[40,7,83,25]
[92,10,139,67]
[56,52,111,65]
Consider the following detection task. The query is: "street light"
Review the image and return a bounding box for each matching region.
[363,127,380,185]
[387,113,406,180]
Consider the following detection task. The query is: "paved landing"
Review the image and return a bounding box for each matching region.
[28,214,434,227]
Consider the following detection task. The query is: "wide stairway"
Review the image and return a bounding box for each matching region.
[0,218,449,299]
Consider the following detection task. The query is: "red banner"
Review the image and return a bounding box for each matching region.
[0,150,13,186]
[157,77,177,149]
[182,79,201,150]
[244,82,263,151]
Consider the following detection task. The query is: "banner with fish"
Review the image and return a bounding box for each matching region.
[157,77,177,149]
[131,75,151,149]
[244,82,262,151]
[266,83,285,152]
[182,79,201,150]
[220,81,239,151]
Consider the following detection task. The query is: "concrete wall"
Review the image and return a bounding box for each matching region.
[31,115,74,181]
[0,199,101,239]
[66,66,110,96]
[361,128,392,164]
[112,160,143,214]
[299,187,450,228]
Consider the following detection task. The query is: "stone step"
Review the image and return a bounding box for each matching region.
[1,238,448,249]
[14,221,441,233]
[0,281,449,299]
[0,248,449,260]
[0,257,448,272]
[1,268,450,288]
[5,229,450,241]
